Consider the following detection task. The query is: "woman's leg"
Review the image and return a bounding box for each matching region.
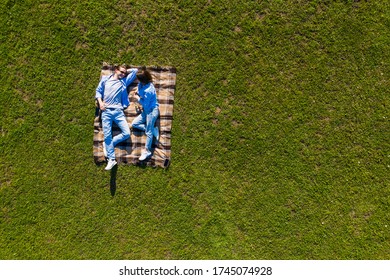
[131,111,146,131]
[145,107,159,152]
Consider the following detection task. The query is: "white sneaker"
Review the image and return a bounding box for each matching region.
[139,151,152,161]
[153,127,159,141]
[105,159,117,170]
[102,142,107,158]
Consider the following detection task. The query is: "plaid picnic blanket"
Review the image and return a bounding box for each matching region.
[93,65,176,168]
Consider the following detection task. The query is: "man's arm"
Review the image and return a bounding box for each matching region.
[124,68,138,86]
[97,97,106,111]
[95,77,107,110]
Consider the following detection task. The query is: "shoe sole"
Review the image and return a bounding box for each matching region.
[105,161,117,170]
[139,154,151,161]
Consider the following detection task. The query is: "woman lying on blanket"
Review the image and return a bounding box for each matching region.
[131,69,160,161]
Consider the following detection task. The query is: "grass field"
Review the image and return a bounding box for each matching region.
[0,0,389,259]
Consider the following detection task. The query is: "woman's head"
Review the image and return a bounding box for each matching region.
[137,69,153,84]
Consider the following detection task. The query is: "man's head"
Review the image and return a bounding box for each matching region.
[114,64,128,79]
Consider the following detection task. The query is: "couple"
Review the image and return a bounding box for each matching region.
[95,64,159,170]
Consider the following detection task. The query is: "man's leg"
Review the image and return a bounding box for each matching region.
[102,110,116,160]
[112,109,131,147]
[102,110,118,170]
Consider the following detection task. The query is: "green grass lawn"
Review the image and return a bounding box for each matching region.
[0,0,389,259]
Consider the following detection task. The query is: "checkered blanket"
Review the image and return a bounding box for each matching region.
[93,65,176,168]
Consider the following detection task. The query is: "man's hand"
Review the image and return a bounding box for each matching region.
[97,98,106,111]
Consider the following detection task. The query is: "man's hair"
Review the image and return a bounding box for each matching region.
[113,64,128,70]
[102,62,113,70]
[136,69,153,84]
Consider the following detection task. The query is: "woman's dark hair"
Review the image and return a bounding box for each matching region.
[137,69,153,84]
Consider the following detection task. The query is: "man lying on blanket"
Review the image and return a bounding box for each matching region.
[95,64,138,170]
